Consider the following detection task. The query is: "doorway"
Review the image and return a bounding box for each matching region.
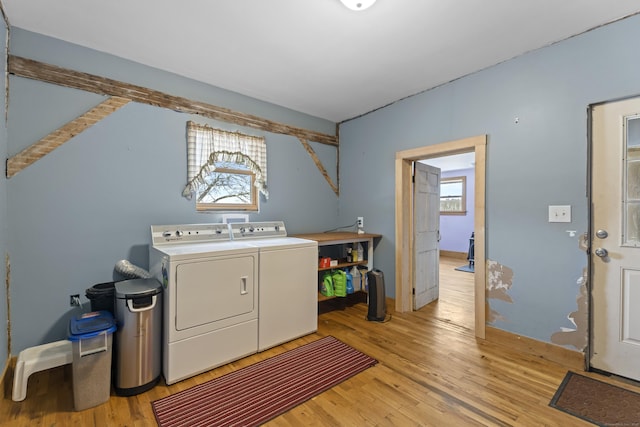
[420,154,476,327]
[395,135,487,339]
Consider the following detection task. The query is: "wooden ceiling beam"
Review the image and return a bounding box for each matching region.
[298,138,339,196]
[6,96,131,177]
[8,55,338,147]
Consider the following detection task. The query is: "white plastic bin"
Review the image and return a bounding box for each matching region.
[68,311,116,411]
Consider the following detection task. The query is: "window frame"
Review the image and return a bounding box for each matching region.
[440,175,467,215]
[195,166,258,212]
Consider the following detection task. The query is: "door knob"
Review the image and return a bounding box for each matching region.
[594,248,608,258]
[596,229,608,239]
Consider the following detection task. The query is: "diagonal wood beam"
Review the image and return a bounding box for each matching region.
[8,55,338,147]
[298,138,339,196]
[6,96,130,177]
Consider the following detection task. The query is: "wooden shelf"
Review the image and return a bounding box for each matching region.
[318,290,367,301]
[318,293,335,302]
[318,260,368,271]
[294,232,381,315]
[317,291,368,314]
[294,232,381,245]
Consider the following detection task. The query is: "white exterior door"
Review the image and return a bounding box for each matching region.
[413,162,440,310]
[591,97,640,381]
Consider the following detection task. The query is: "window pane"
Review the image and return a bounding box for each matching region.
[441,181,462,197]
[195,164,257,210]
[628,115,640,157]
[628,161,640,200]
[198,171,252,204]
[440,176,466,214]
[624,116,640,244]
[626,203,640,244]
[441,197,462,211]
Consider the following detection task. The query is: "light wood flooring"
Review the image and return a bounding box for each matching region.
[0,256,633,426]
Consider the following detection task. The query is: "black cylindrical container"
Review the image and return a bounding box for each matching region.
[85,282,116,315]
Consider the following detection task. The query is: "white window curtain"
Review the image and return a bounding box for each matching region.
[183,121,268,200]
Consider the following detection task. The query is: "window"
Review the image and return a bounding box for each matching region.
[440,176,466,215]
[195,164,257,211]
[182,121,267,211]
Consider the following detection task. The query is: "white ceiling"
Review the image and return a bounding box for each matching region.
[4,0,640,123]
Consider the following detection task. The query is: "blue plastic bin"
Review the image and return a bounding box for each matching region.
[68,311,116,411]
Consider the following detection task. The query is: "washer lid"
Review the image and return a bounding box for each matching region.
[115,278,162,298]
[242,236,317,250]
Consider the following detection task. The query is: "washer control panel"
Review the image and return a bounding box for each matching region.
[230,221,287,240]
[151,223,231,245]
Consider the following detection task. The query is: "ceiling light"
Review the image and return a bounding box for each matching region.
[340,0,377,11]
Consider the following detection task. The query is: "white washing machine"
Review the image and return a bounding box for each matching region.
[230,221,318,351]
[149,223,258,385]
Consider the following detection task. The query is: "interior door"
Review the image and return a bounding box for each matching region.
[591,96,640,381]
[413,162,440,310]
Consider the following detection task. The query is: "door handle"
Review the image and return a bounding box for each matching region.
[594,248,608,258]
[240,276,248,295]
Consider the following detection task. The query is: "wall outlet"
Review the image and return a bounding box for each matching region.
[357,217,364,228]
[70,294,80,307]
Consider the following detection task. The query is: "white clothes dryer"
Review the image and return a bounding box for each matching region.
[149,223,258,385]
[230,222,318,351]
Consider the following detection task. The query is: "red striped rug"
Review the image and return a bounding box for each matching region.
[152,336,378,427]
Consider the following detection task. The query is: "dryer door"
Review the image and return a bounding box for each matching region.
[175,254,256,331]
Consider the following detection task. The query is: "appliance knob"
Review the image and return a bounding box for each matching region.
[249,227,254,232]
[240,227,245,233]
[176,230,183,237]
[215,229,222,234]
[162,231,171,237]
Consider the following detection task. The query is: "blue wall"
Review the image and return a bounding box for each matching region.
[6,30,339,354]
[338,14,640,345]
[439,168,475,253]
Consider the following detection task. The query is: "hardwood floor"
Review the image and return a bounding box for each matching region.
[430,256,475,331]
[0,257,630,426]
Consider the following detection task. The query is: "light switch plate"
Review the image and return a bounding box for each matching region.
[549,205,571,223]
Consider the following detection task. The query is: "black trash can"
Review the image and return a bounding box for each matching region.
[85,282,116,315]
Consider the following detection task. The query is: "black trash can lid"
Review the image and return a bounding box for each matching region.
[86,281,115,297]
[115,278,162,299]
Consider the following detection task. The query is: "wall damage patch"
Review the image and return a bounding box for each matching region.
[550,233,589,351]
[486,259,514,323]
[5,253,10,356]
[550,267,588,351]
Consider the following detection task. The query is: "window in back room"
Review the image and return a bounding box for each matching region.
[440,176,466,215]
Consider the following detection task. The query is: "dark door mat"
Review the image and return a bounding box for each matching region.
[549,371,640,426]
[454,264,474,273]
